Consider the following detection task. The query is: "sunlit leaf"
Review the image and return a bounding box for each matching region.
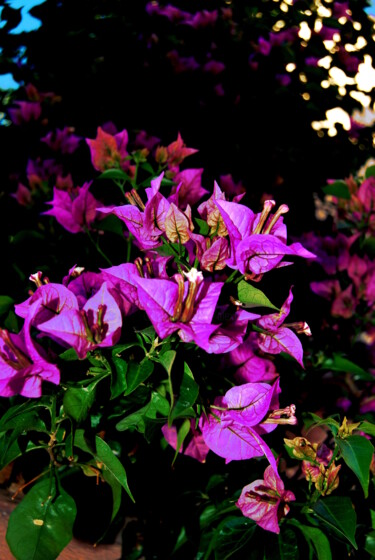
[237,280,279,310]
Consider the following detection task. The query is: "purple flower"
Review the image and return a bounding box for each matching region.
[236,465,295,533]
[215,199,315,276]
[199,381,289,466]
[256,287,311,367]
[8,101,41,125]
[41,127,81,154]
[37,283,122,359]
[0,328,60,398]
[43,182,100,234]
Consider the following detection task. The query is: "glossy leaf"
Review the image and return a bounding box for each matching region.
[312,497,357,549]
[98,168,130,180]
[6,477,76,560]
[95,436,135,502]
[123,358,154,396]
[74,430,134,502]
[63,380,101,422]
[237,280,279,310]
[359,421,375,437]
[110,356,128,399]
[158,349,176,376]
[171,362,199,420]
[322,181,351,199]
[289,520,332,560]
[195,217,210,235]
[365,165,375,178]
[321,354,373,381]
[213,516,256,560]
[336,435,374,497]
[0,295,14,316]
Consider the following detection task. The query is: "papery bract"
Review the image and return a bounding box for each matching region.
[236,465,295,533]
[0,328,60,398]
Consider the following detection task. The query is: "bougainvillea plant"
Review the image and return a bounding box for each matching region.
[0,87,374,559]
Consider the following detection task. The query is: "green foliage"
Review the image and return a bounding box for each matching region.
[312,497,357,550]
[6,476,77,560]
[237,280,279,310]
[336,435,374,498]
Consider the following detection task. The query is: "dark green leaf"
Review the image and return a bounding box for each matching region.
[321,354,373,381]
[95,436,135,502]
[74,431,134,503]
[322,181,350,199]
[0,437,39,470]
[63,383,98,422]
[4,310,19,332]
[58,348,79,361]
[303,412,340,434]
[359,421,375,437]
[101,470,122,523]
[97,214,125,237]
[213,516,256,560]
[158,349,176,376]
[6,477,77,560]
[0,295,14,316]
[10,230,45,244]
[312,497,357,549]
[116,391,169,432]
[336,435,374,497]
[172,418,191,465]
[289,520,332,560]
[365,165,375,178]
[124,358,154,396]
[111,356,128,399]
[237,280,279,310]
[171,362,199,420]
[0,409,47,436]
[98,168,130,180]
[365,530,375,557]
[195,218,210,236]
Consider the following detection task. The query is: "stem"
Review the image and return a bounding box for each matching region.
[225,269,240,284]
[85,228,113,266]
[114,179,125,196]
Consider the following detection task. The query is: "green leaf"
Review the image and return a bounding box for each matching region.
[124,358,154,396]
[63,383,98,422]
[322,181,350,199]
[95,436,135,503]
[115,391,169,432]
[312,497,357,549]
[0,295,14,316]
[289,520,332,560]
[171,362,199,420]
[4,310,19,332]
[359,421,375,437]
[336,435,374,497]
[365,530,375,557]
[110,356,128,399]
[158,349,176,376]
[172,418,191,465]
[58,348,79,361]
[6,477,77,560]
[237,280,279,310]
[101,470,122,523]
[98,168,130,180]
[0,437,39,470]
[97,214,125,237]
[365,165,375,178]
[194,218,210,236]
[74,430,134,503]
[303,412,340,434]
[321,354,373,381]
[213,516,256,560]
